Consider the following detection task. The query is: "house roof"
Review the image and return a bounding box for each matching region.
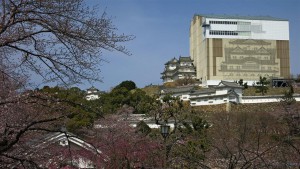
[189,88,216,95]
[190,93,228,100]
[160,86,195,94]
[195,14,288,21]
[216,81,243,88]
[34,132,103,154]
[190,89,239,100]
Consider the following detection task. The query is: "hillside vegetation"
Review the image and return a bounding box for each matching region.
[243,86,300,96]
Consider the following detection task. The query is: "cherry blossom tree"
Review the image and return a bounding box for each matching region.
[0,0,133,85]
[90,115,164,169]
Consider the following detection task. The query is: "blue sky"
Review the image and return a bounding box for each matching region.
[82,0,300,91]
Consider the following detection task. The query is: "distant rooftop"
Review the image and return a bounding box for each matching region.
[195,14,288,21]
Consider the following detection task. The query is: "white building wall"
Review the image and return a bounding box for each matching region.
[215,89,228,95]
[242,95,300,104]
[86,94,99,100]
[205,18,289,40]
[241,97,279,104]
[180,94,190,101]
[191,97,228,106]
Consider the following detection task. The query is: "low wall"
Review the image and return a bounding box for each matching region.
[242,94,300,104]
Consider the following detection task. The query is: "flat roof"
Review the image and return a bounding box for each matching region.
[195,14,288,21]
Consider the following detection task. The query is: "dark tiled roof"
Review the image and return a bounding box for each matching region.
[216,81,243,88]
[87,86,99,91]
[190,93,228,100]
[190,88,216,95]
[195,14,288,21]
[164,57,178,65]
[179,56,193,62]
[161,86,195,94]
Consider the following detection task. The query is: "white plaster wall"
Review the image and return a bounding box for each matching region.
[180,94,190,101]
[242,95,300,104]
[191,98,227,106]
[216,89,228,95]
[86,94,99,100]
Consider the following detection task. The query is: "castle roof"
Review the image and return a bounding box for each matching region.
[164,57,178,65]
[179,56,193,62]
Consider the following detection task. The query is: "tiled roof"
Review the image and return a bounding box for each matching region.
[190,93,228,100]
[87,86,99,91]
[164,57,178,65]
[161,86,195,94]
[216,81,243,88]
[190,88,216,95]
[179,56,193,62]
[195,14,288,21]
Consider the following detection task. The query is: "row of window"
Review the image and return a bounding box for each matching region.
[225,73,274,77]
[230,56,270,60]
[226,65,273,70]
[209,30,251,36]
[209,20,237,25]
[209,30,238,36]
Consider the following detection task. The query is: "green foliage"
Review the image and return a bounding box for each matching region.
[170,113,211,168]
[40,86,100,132]
[98,81,157,115]
[115,80,137,91]
[141,85,160,96]
[281,85,296,105]
[130,89,156,114]
[244,86,300,96]
[136,121,151,136]
[191,115,210,132]
[255,76,270,95]
[238,79,243,86]
[243,82,248,89]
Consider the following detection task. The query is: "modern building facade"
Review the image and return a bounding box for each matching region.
[161,56,196,83]
[190,14,290,86]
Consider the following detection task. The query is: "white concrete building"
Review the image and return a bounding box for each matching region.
[190,14,290,87]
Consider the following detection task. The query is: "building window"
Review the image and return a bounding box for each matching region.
[209,20,238,25]
[209,30,238,36]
